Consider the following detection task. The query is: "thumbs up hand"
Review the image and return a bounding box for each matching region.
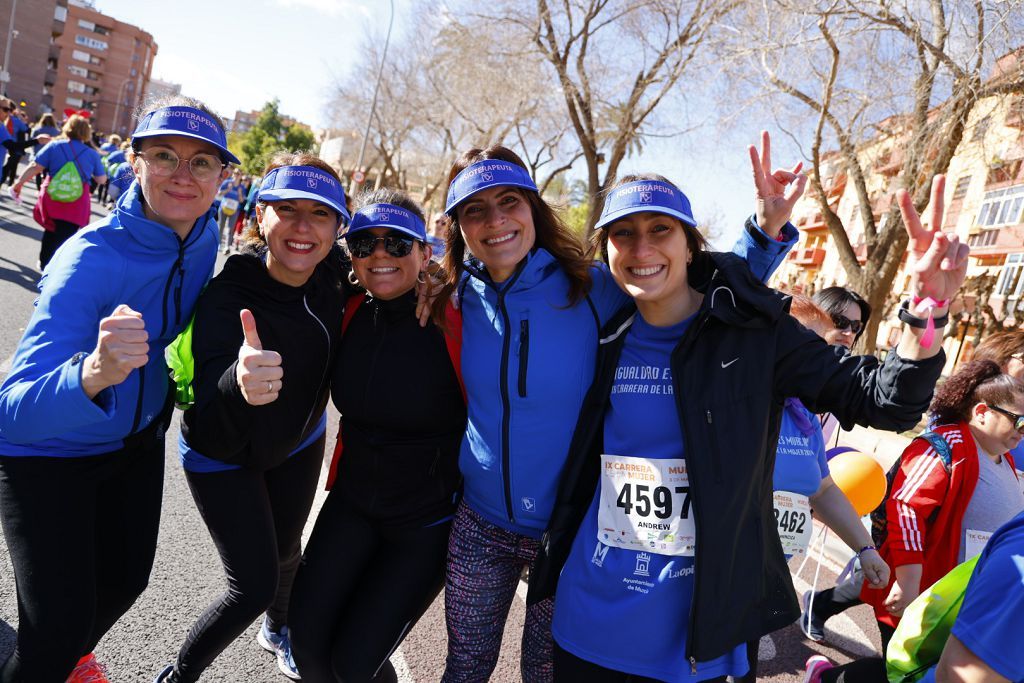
[81,304,150,399]
[236,309,283,406]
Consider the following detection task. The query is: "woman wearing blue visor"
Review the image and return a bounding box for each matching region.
[435,138,804,682]
[0,96,231,683]
[289,189,466,683]
[527,173,967,682]
[155,153,352,683]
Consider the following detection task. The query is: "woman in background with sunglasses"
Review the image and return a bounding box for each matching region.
[289,188,465,683]
[156,152,352,683]
[813,287,871,351]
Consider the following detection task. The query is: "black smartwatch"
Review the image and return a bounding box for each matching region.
[898,300,949,329]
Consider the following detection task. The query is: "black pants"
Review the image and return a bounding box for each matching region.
[289,492,451,683]
[169,436,324,683]
[554,644,729,683]
[2,154,21,186]
[819,622,895,683]
[0,429,166,683]
[39,220,79,270]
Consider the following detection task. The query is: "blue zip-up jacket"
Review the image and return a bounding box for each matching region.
[457,220,794,537]
[0,182,218,455]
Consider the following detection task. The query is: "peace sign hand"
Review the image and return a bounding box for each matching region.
[899,175,970,309]
[749,130,808,238]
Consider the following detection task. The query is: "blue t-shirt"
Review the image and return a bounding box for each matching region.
[30,125,60,155]
[920,510,1024,683]
[0,124,11,169]
[218,180,245,202]
[35,140,105,180]
[179,412,327,473]
[772,399,829,497]
[552,312,748,682]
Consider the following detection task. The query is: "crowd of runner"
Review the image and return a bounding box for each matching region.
[0,96,1021,683]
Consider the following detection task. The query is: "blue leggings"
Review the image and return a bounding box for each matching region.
[442,501,554,683]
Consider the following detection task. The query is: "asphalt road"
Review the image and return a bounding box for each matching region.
[0,178,884,681]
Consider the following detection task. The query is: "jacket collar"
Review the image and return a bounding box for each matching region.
[114,181,215,252]
[463,248,561,295]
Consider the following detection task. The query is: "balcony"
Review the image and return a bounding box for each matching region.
[967,225,1024,257]
[52,19,65,37]
[874,152,903,177]
[44,68,57,86]
[787,247,827,266]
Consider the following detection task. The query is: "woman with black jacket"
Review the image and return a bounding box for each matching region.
[289,189,466,683]
[527,173,968,682]
[156,153,353,683]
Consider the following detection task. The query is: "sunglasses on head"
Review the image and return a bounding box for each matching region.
[831,313,863,335]
[347,231,416,259]
[987,404,1024,433]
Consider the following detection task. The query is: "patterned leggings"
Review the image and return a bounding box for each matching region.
[442,501,554,683]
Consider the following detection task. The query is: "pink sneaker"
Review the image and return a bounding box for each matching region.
[803,655,835,683]
[66,653,110,683]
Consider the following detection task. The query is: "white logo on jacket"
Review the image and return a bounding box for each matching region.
[634,552,651,577]
[521,497,536,512]
[592,542,609,567]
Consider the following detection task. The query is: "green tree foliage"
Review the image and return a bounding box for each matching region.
[231,99,318,176]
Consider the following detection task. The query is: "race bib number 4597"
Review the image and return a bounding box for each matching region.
[597,454,695,556]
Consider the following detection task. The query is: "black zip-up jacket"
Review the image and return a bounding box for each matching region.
[182,244,350,469]
[331,291,466,527]
[527,250,944,665]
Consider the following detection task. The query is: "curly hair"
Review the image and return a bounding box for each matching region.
[929,360,1024,424]
[432,145,592,321]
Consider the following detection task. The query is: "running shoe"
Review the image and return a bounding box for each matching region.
[256,616,301,680]
[66,653,109,683]
[803,655,835,683]
[800,590,826,642]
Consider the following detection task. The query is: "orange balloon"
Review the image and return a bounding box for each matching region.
[829,451,887,516]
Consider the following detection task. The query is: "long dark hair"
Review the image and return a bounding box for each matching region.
[930,360,1024,424]
[813,287,872,343]
[433,145,592,320]
[588,173,708,265]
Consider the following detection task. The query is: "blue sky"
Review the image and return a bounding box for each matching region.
[93,0,794,246]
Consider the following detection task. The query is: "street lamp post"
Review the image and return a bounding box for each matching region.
[349,0,395,196]
[1,0,18,97]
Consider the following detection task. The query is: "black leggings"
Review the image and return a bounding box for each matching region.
[0,431,166,683]
[819,621,895,683]
[289,492,451,683]
[554,643,729,683]
[168,436,324,683]
[39,219,80,270]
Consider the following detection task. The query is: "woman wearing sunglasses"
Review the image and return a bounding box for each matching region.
[812,287,871,350]
[155,153,352,683]
[528,173,965,682]
[0,96,229,683]
[858,359,1024,654]
[288,189,466,683]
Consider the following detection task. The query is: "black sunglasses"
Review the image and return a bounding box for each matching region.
[347,232,416,259]
[831,313,864,335]
[987,404,1024,432]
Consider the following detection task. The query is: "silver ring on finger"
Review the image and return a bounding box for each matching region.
[267,380,274,394]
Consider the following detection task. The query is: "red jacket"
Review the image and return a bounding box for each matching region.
[863,421,1016,626]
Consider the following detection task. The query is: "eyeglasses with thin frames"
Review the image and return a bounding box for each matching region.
[135,149,226,183]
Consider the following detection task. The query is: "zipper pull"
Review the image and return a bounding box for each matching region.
[705,409,713,424]
[690,657,697,675]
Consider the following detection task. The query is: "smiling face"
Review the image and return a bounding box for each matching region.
[257,199,339,287]
[130,135,228,239]
[607,212,692,308]
[350,227,431,300]
[455,185,535,282]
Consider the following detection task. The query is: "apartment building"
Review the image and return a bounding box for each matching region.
[50,0,156,136]
[773,52,1024,364]
[0,0,67,116]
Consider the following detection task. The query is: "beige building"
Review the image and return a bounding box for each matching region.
[50,0,156,137]
[773,54,1024,366]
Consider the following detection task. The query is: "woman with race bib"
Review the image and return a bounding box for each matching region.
[216,169,247,253]
[0,96,229,683]
[436,135,801,682]
[528,173,967,682]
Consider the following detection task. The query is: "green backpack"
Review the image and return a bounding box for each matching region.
[885,554,981,683]
[165,314,197,410]
[46,144,85,203]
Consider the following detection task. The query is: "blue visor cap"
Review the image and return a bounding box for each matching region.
[131,106,240,165]
[595,180,697,230]
[346,203,426,241]
[258,165,350,224]
[445,159,538,215]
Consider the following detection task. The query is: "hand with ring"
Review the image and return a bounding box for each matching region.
[235,309,284,406]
